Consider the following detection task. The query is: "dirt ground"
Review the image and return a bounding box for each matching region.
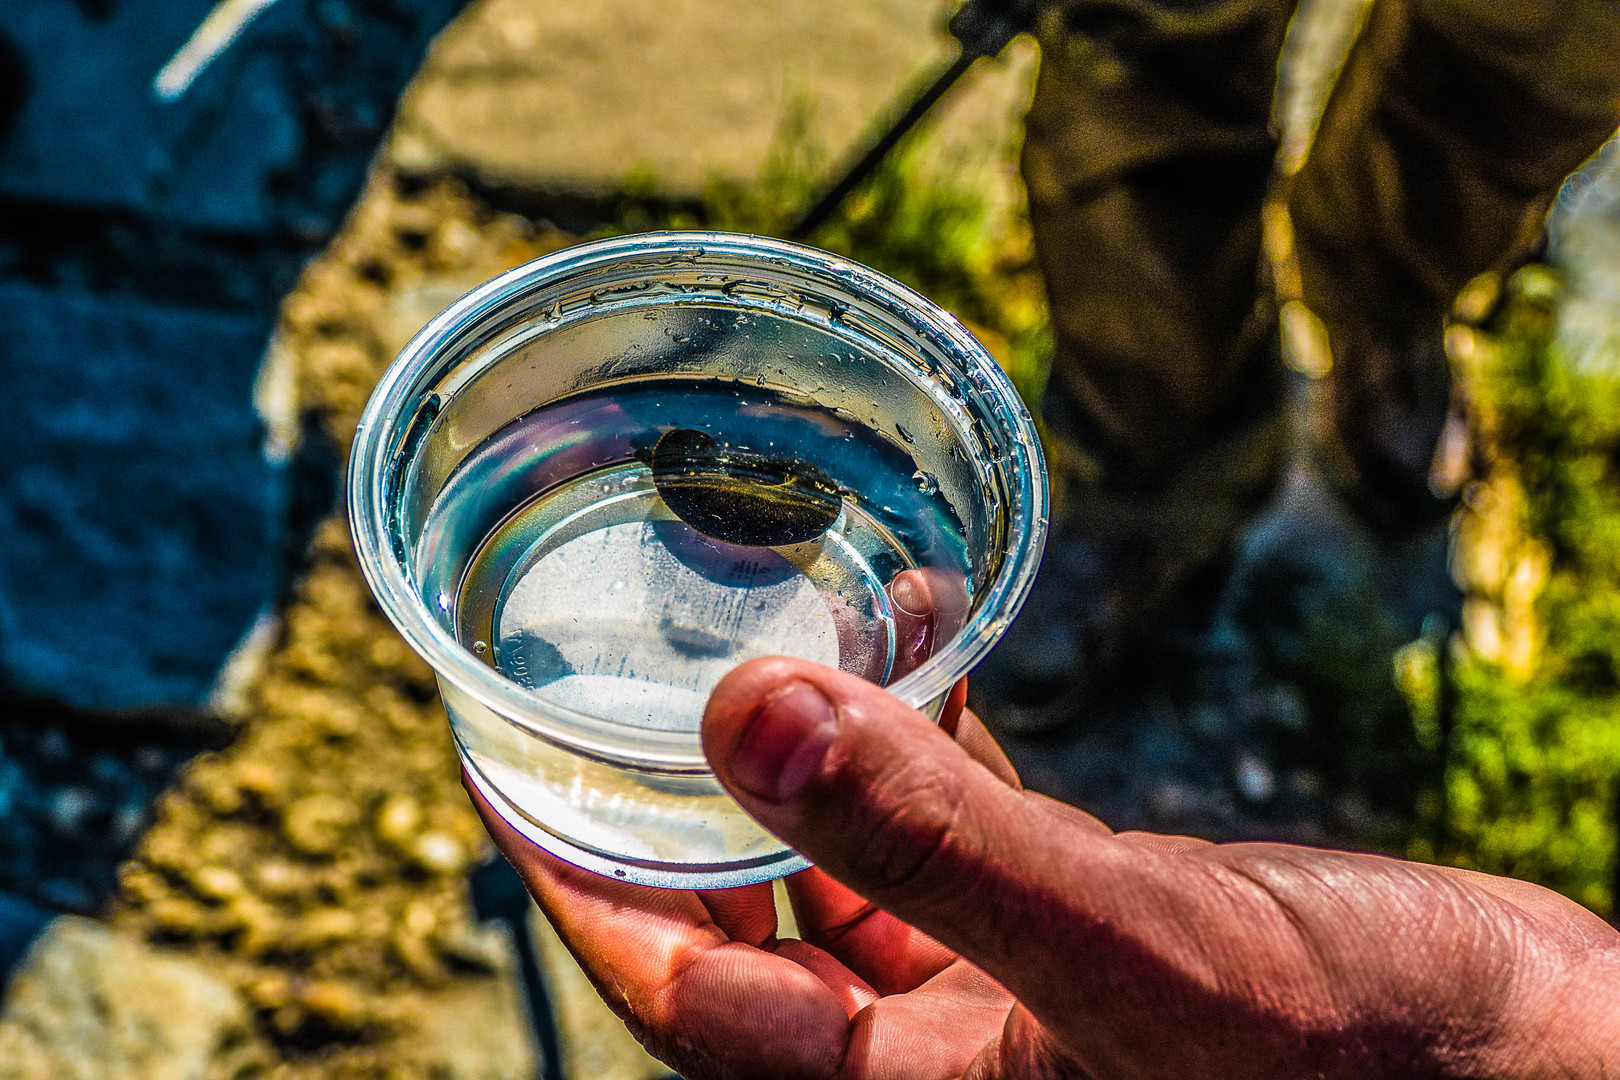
[110,178,608,1079]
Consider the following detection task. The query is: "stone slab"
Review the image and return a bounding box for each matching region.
[390,0,1037,222]
[0,0,464,236]
[0,916,256,1080]
[0,282,285,710]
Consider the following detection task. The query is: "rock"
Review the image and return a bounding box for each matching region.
[226,897,281,961]
[292,980,373,1036]
[230,762,286,806]
[243,972,294,1013]
[0,916,260,1080]
[434,921,509,975]
[287,908,359,951]
[374,795,423,849]
[189,866,245,904]
[146,898,214,942]
[32,881,96,914]
[262,977,380,1043]
[409,832,468,877]
[0,0,465,235]
[381,278,489,359]
[249,861,304,901]
[281,794,358,858]
[0,0,472,713]
[402,901,438,939]
[111,801,151,847]
[115,866,166,908]
[44,788,96,837]
[390,929,445,985]
[187,767,245,817]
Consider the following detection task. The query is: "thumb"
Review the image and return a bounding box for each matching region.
[701,657,1120,1006]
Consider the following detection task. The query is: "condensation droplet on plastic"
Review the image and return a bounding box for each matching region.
[912,470,939,495]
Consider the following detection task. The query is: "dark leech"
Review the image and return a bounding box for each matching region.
[650,428,843,547]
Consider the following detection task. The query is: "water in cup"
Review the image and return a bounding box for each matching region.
[416,378,972,733]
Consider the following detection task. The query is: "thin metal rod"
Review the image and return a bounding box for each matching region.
[788,49,977,240]
[511,912,566,1080]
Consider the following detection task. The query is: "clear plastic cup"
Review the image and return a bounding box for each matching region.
[349,232,1047,888]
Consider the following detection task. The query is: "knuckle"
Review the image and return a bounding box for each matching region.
[838,757,968,899]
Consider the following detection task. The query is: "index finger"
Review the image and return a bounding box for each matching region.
[786,866,959,995]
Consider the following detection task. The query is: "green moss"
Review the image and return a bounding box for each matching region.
[1441,266,1620,914]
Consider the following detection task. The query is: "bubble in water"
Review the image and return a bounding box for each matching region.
[912,469,939,495]
[474,640,489,654]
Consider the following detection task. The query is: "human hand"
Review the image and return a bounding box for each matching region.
[469,660,1620,1080]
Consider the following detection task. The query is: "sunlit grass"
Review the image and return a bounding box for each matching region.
[602,99,1053,406]
[1427,266,1620,913]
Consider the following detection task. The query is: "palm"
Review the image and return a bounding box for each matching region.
[491,822,1015,1080]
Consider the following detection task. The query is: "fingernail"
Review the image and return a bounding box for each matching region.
[729,682,837,803]
[891,571,930,617]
